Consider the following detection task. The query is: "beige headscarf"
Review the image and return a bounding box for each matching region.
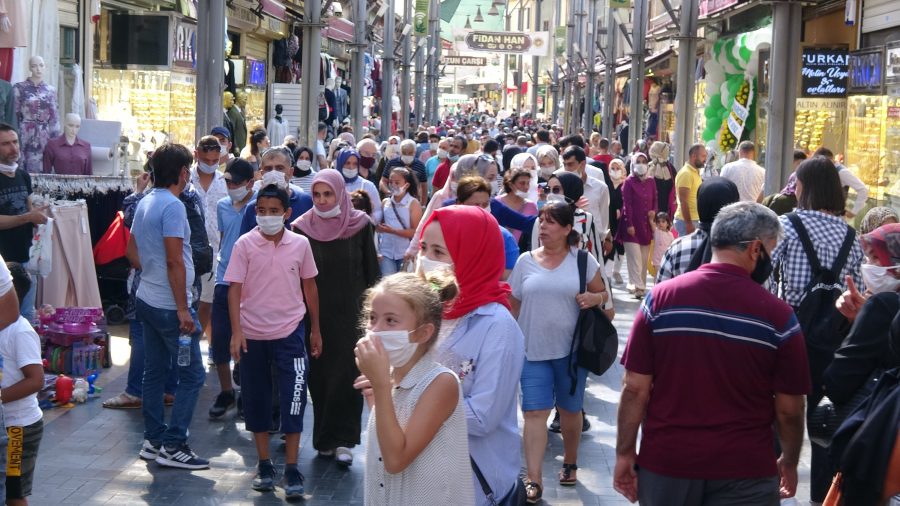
[648,141,672,181]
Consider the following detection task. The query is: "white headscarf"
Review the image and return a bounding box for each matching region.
[510,152,539,201]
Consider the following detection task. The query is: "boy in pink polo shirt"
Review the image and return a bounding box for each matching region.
[224,184,321,499]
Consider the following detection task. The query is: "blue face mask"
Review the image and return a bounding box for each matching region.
[449,154,460,162]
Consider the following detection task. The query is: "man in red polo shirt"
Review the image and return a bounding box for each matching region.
[430,134,466,191]
[614,202,810,505]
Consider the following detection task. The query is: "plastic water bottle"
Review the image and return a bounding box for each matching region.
[177,334,191,366]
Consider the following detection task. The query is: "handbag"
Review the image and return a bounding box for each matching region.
[568,249,619,395]
[808,369,882,447]
[470,456,526,506]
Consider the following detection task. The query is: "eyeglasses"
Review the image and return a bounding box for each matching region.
[548,186,563,194]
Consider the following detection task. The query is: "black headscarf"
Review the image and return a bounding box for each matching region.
[551,172,584,204]
[686,177,740,272]
[502,145,523,173]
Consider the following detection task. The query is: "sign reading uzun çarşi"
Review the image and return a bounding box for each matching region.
[800,47,849,98]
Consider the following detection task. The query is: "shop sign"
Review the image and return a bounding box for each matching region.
[848,48,884,94]
[443,56,487,66]
[227,4,259,31]
[886,43,900,84]
[173,18,196,68]
[888,106,900,119]
[414,0,429,36]
[610,0,630,8]
[247,58,266,87]
[700,0,740,18]
[800,47,849,98]
[456,30,550,56]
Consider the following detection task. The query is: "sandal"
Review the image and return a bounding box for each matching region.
[524,480,543,504]
[559,463,578,486]
[102,392,142,409]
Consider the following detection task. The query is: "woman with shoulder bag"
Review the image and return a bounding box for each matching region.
[377,167,423,275]
[508,201,613,504]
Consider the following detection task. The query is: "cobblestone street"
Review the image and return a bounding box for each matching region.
[30,282,813,505]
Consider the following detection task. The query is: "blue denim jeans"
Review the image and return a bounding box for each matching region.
[673,219,699,237]
[379,257,403,276]
[125,320,178,399]
[136,299,205,447]
[19,273,35,322]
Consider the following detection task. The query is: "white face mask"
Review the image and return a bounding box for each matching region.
[609,168,624,180]
[256,215,284,235]
[430,142,439,151]
[401,155,415,165]
[418,254,452,274]
[219,144,228,156]
[391,184,408,197]
[449,181,458,193]
[197,161,218,174]
[368,330,418,368]
[342,168,358,180]
[228,186,250,203]
[633,163,648,177]
[296,159,312,171]
[490,179,500,197]
[540,165,555,178]
[514,190,529,199]
[437,149,449,159]
[313,204,342,219]
[860,263,900,294]
[0,162,16,176]
[547,193,568,205]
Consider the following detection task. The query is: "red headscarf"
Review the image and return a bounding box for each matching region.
[420,205,511,319]
[860,223,900,267]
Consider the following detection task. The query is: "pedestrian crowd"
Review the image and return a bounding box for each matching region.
[0,108,898,506]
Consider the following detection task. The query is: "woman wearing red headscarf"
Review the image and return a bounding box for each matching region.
[292,168,380,467]
[417,205,526,506]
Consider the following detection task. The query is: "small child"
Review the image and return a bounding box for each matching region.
[1,263,44,506]
[224,185,321,499]
[353,272,473,505]
[651,212,675,270]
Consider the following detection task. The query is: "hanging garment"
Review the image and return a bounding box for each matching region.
[335,86,349,123]
[266,116,290,146]
[13,78,60,173]
[0,77,15,128]
[69,63,85,119]
[42,201,102,308]
[0,0,27,48]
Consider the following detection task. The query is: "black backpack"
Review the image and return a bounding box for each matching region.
[785,212,856,403]
[568,249,618,394]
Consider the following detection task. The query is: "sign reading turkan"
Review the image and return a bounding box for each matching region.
[800,47,849,98]
[443,56,488,66]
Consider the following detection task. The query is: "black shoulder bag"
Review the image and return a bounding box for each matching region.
[470,456,526,506]
[568,250,619,395]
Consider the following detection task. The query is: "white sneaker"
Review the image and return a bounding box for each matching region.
[335,446,353,466]
[139,439,160,460]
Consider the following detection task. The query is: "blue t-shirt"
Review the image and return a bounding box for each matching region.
[424,155,441,194]
[501,227,519,269]
[239,189,313,236]
[132,189,194,310]
[216,193,255,285]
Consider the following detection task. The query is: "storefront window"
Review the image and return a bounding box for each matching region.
[846,95,887,202]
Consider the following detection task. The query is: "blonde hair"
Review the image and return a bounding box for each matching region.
[360,272,458,346]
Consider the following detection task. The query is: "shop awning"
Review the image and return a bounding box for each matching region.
[259,0,286,20]
[595,48,676,77]
[323,17,355,43]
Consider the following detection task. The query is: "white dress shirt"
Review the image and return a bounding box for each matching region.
[720,158,766,202]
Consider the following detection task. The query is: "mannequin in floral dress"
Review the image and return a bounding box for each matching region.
[13,56,60,173]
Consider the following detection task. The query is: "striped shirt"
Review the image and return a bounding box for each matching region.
[623,262,810,480]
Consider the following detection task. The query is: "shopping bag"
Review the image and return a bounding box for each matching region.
[25,218,54,278]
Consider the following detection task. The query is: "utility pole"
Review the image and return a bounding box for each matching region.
[582,0,598,134]
[764,2,802,192]
[516,5,524,115]
[381,0,395,141]
[350,0,367,137]
[424,0,436,125]
[400,0,412,135]
[672,0,699,167]
[195,0,226,142]
[530,0,541,120]
[564,0,576,132]
[550,0,562,124]
[502,3,511,111]
[602,4,617,140]
[432,2,441,124]
[300,0,323,149]
[414,35,424,127]
[628,0,647,148]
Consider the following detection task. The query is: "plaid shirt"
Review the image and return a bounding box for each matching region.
[770,209,864,307]
[655,229,707,283]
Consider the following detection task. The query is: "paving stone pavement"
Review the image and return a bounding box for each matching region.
[30,279,814,505]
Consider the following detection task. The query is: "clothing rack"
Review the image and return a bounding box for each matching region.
[31,174,133,198]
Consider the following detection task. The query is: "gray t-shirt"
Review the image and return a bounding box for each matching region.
[509,249,599,361]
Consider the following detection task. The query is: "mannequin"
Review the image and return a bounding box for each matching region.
[14,56,60,173]
[223,39,236,96]
[266,104,290,146]
[334,76,349,125]
[227,91,247,152]
[42,113,91,175]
